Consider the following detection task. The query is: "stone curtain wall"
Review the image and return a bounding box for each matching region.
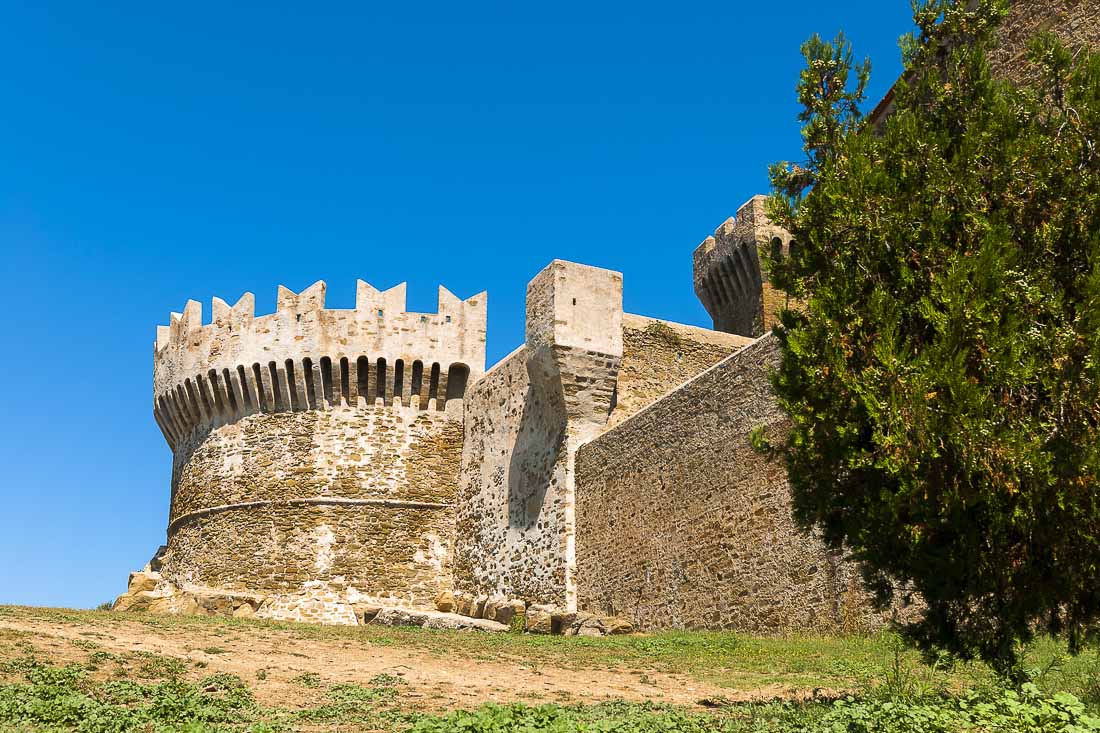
[452,347,574,605]
[989,0,1100,86]
[451,307,751,609]
[162,403,462,608]
[453,261,625,610]
[609,315,751,428]
[575,337,888,633]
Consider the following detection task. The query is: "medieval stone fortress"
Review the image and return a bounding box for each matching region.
[114,0,1100,635]
[115,194,885,635]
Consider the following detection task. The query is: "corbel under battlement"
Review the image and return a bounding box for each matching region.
[151,280,487,448]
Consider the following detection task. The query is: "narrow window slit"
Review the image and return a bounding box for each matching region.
[320,357,334,405]
[357,356,370,400]
[303,357,318,409]
[221,368,239,412]
[341,357,351,404]
[253,363,268,411]
[208,369,227,416]
[428,363,441,401]
[196,375,216,417]
[376,358,388,404]
[184,379,203,420]
[446,363,470,401]
[393,360,404,403]
[237,366,253,408]
[285,359,301,410]
[268,362,284,411]
[770,236,783,261]
[411,361,424,407]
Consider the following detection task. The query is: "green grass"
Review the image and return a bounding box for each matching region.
[3,605,1100,731]
[0,605,930,689]
[2,658,1099,732]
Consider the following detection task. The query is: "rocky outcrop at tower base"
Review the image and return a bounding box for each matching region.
[111,571,638,635]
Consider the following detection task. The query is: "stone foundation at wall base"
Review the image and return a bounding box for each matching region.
[111,565,518,631]
[441,591,633,636]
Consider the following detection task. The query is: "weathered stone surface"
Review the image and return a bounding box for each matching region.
[576,624,603,638]
[352,604,382,624]
[112,591,155,613]
[163,406,463,608]
[484,597,519,626]
[988,0,1100,88]
[575,337,905,634]
[128,217,920,635]
[607,316,750,430]
[127,571,160,594]
[560,611,595,636]
[525,605,555,635]
[371,607,508,633]
[601,617,634,635]
[148,592,204,616]
[453,262,746,614]
[149,282,487,614]
[435,591,456,613]
[559,612,633,637]
[256,591,359,625]
[692,196,792,338]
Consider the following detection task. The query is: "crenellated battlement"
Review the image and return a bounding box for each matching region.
[152,280,487,448]
[692,195,793,338]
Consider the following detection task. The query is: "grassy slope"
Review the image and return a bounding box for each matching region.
[1,605,1098,732]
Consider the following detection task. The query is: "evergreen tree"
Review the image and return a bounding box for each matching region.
[765,0,1100,674]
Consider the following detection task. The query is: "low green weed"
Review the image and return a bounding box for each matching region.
[810,685,1100,733]
[291,671,322,688]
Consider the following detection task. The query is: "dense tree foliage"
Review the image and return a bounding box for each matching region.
[765,0,1100,674]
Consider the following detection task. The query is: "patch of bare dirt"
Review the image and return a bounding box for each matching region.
[0,610,809,713]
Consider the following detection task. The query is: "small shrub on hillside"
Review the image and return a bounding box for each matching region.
[291,671,322,688]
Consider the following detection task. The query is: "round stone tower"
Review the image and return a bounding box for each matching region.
[151,279,486,611]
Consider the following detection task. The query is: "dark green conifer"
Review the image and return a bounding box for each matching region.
[765,0,1100,674]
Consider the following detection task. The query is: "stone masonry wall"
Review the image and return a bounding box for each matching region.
[575,336,892,633]
[452,346,573,605]
[610,314,751,428]
[163,403,461,608]
[989,0,1100,86]
[452,272,753,610]
[692,196,794,338]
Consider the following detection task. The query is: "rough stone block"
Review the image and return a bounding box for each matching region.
[525,605,555,634]
[435,591,456,614]
[599,616,634,635]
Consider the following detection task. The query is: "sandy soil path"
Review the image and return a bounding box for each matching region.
[0,612,792,712]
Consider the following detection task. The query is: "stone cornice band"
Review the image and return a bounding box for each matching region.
[168,497,453,535]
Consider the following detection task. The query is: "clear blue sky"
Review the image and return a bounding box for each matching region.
[0,1,914,608]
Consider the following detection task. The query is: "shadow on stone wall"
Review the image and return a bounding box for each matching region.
[507,384,565,530]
